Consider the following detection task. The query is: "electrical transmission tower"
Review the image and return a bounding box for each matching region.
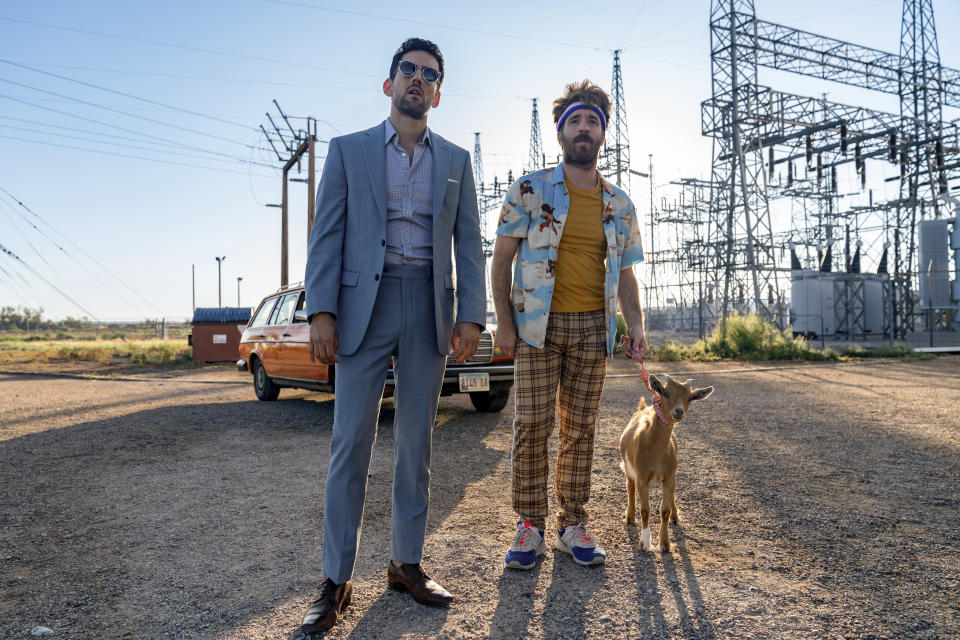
[472,132,513,257]
[526,98,544,173]
[600,49,631,187]
[701,0,959,336]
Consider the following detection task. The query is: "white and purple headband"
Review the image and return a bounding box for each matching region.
[556,101,607,132]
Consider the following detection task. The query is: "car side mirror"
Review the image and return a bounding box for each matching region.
[293,310,309,324]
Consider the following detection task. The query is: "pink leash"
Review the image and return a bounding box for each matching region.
[619,335,673,425]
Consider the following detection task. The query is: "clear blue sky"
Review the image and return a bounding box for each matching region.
[1,0,957,321]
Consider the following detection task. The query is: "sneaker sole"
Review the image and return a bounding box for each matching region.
[555,540,606,566]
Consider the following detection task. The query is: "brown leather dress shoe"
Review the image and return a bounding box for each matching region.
[386,561,453,606]
[301,577,352,633]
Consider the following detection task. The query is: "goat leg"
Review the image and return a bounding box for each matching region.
[659,477,676,553]
[624,475,637,524]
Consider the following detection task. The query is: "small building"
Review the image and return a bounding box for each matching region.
[190,307,251,363]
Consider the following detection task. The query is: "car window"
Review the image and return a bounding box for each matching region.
[250,297,279,328]
[292,292,307,322]
[270,292,299,326]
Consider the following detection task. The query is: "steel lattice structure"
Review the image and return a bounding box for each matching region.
[600,49,631,187]
[697,0,959,336]
[526,98,544,173]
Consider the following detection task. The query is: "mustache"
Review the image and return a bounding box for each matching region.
[573,134,593,143]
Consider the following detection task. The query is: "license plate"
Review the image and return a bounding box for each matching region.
[459,372,490,393]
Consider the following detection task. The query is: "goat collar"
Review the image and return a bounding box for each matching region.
[652,399,674,425]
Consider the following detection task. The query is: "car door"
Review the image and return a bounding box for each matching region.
[262,292,299,376]
[284,292,330,382]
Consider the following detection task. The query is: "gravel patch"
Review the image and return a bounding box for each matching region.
[1,356,958,639]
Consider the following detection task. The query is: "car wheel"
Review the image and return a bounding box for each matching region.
[469,382,512,413]
[253,358,280,401]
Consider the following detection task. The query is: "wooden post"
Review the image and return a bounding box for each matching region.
[281,168,289,287]
[308,132,316,242]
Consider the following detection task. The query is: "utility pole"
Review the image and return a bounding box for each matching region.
[237,276,243,307]
[191,264,195,314]
[215,256,226,307]
[259,101,319,288]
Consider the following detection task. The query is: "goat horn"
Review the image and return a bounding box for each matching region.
[685,379,694,386]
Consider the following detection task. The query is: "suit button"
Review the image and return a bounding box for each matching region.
[375,274,380,281]
[381,239,386,246]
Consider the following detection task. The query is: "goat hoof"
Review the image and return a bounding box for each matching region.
[660,543,671,553]
[624,513,635,524]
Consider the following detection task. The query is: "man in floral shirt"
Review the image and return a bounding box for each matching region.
[491,80,646,569]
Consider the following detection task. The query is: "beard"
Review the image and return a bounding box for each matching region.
[561,132,603,167]
[394,90,429,120]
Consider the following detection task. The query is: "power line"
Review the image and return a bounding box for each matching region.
[0,15,386,78]
[0,93,251,156]
[0,58,254,130]
[0,241,101,321]
[0,133,277,177]
[0,76,252,147]
[0,122,277,169]
[264,0,606,51]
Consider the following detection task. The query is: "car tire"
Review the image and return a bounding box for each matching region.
[253,358,280,401]
[469,382,512,413]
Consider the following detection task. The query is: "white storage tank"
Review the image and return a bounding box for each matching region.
[863,275,887,335]
[791,270,834,337]
[918,219,950,308]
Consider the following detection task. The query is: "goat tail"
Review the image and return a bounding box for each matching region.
[637,397,647,411]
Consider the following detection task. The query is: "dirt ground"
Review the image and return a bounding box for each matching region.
[1,356,958,639]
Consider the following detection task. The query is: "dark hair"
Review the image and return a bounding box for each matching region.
[552,80,612,125]
[389,37,445,87]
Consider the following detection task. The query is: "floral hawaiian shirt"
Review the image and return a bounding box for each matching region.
[496,164,644,354]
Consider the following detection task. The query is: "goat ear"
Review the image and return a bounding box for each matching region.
[690,386,714,401]
[650,375,665,395]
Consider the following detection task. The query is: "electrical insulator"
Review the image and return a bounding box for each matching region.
[768,146,774,179]
[939,171,948,194]
[816,153,823,185]
[861,161,867,188]
[831,166,838,193]
[888,131,897,163]
[935,138,944,169]
[787,160,793,187]
[805,135,813,167]
[840,122,848,155]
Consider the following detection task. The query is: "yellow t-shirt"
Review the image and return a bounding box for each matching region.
[550,178,607,312]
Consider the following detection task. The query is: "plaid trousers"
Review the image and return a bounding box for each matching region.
[511,309,607,530]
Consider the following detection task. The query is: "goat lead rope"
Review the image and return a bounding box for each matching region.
[619,335,674,425]
[619,335,655,396]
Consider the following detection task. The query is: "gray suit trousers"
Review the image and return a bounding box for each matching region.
[322,264,447,584]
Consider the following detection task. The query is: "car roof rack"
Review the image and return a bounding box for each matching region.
[275,281,304,293]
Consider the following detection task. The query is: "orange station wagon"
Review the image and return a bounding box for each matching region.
[237,284,515,412]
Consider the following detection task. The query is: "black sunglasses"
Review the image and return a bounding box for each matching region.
[397,60,440,84]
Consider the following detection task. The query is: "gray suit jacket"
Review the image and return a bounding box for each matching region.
[305,121,486,356]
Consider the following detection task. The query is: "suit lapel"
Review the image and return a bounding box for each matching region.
[431,136,451,228]
[362,123,387,221]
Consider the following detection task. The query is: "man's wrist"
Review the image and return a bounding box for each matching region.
[308,311,334,324]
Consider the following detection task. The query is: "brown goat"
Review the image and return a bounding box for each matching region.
[618,375,714,552]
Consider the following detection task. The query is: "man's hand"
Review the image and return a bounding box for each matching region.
[624,324,647,355]
[308,313,339,364]
[493,321,518,358]
[449,322,481,363]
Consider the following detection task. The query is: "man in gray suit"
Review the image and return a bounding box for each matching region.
[300,37,486,633]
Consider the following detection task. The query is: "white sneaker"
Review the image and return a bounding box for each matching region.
[555,523,607,566]
[504,522,546,570]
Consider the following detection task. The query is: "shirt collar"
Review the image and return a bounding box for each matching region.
[384,118,431,147]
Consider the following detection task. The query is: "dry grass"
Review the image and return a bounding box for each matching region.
[0,337,192,366]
